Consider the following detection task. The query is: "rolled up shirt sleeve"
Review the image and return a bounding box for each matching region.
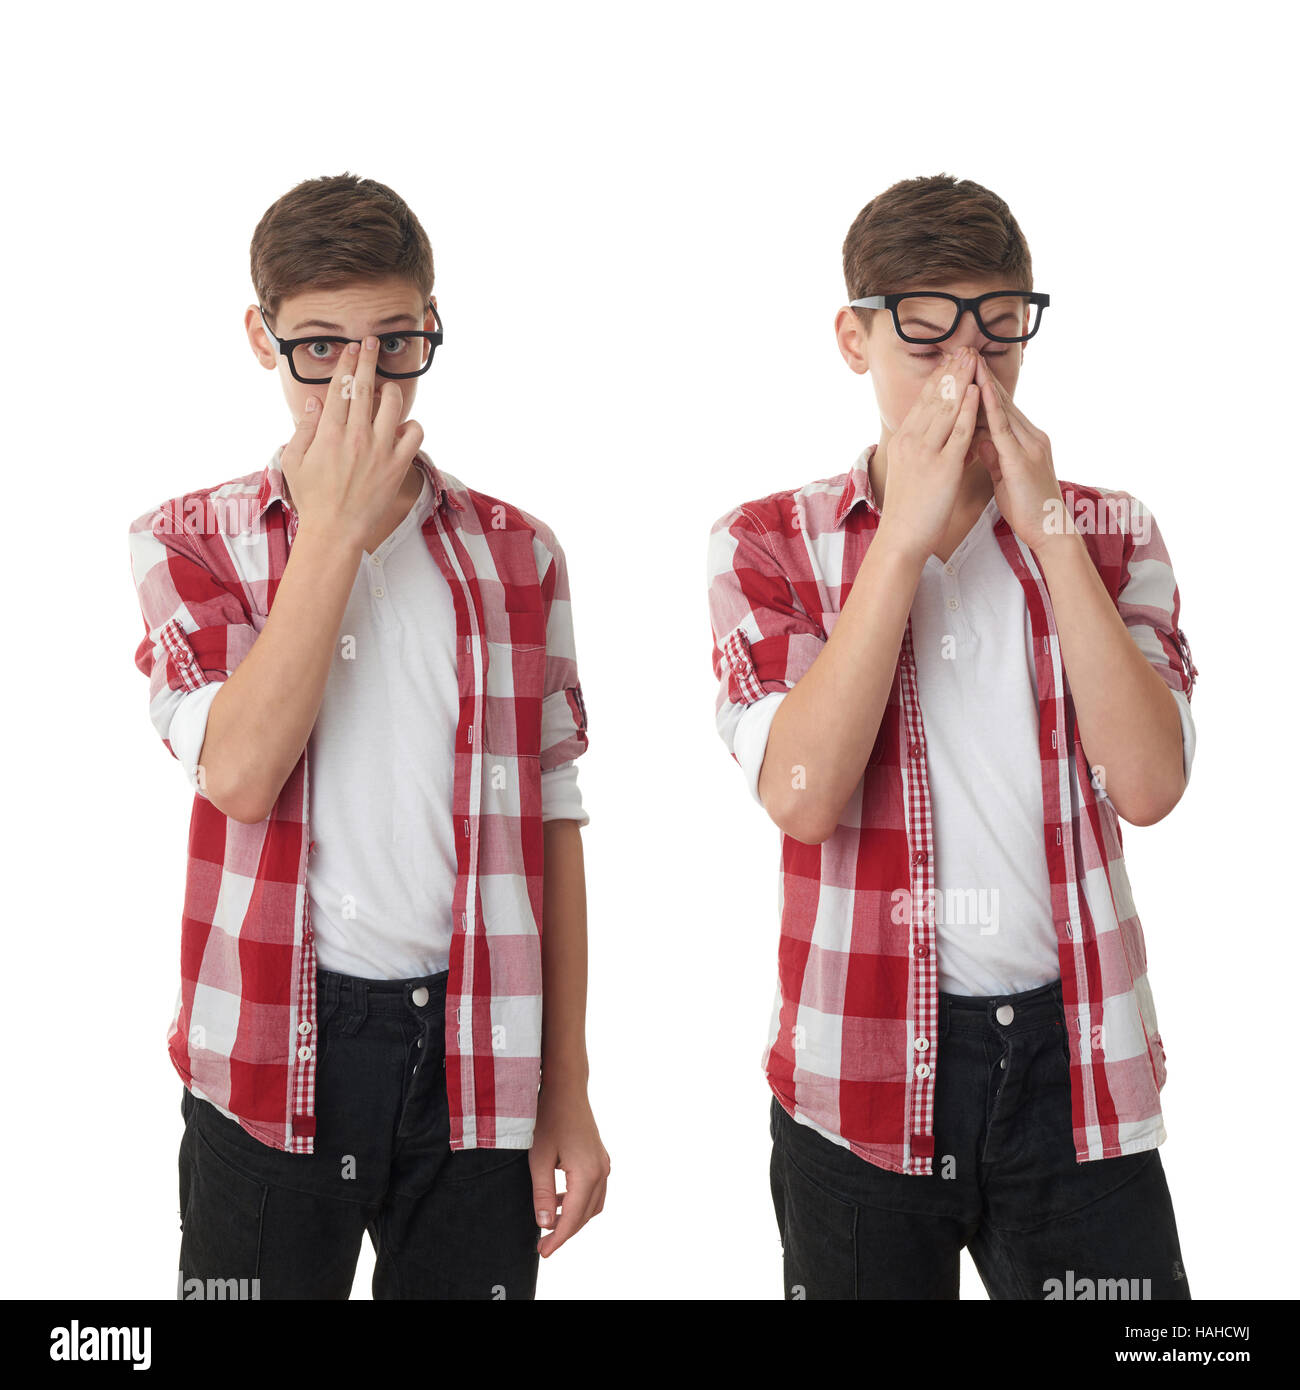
[532,520,590,815]
[541,760,588,826]
[167,682,223,797]
[1111,494,1198,785]
[706,503,828,795]
[732,691,788,806]
[128,499,258,803]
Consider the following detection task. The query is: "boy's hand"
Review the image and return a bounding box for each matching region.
[529,1081,609,1258]
[973,353,1065,554]
[876,346,983,562]
[279,333,424,543]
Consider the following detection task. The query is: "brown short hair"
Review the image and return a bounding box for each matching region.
[250,171,435,327]
[843,174,1033,332]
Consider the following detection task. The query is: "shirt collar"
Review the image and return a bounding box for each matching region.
[832,443,882,529]
[831,442,1003,533]
[252,446,462,527]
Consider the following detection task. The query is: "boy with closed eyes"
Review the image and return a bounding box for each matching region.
[707,173,1197,1300]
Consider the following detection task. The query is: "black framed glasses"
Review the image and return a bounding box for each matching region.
[259,300,443,383]
[848,291,1049,344]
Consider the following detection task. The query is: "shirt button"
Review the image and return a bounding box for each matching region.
[373,586,385,598]
[914,1037,929,1051]
[947,598,959,610]
[914,945,928,959]
[996,1004,1015,1025]
[909,743,921,759]
[411,986,430,1007]
[944,563,955,575]
[915,1062,931,1079]
[371,555,381,566]
[297,1045,312,1060]
[912,851,927,865]
[298,1021,312,1035]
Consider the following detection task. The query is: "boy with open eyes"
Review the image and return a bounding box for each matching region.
[130,172,608,1300]
[707,173,1197,1300]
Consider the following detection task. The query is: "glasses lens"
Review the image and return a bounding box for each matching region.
[291,333,432,381]
[893,296,959,342]
[374,332,432,377]
[977,294,1038,342]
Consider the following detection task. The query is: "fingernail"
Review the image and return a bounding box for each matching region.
[536,1210,551,1226]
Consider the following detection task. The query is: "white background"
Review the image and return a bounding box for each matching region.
[4,0,1295,1300]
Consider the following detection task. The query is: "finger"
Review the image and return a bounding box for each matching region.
[921,347,979,444]
[391,416,425,472]
[976,356,1028,449]
[914,349,965,414]
[539,1169,598,1256]
[321,337,362,429]
[279,394,325,471]
[939,381,981,463]
[344,334,381,434]
[976,356,1032,448]
[580,1172,608,1226]
[372,377,403,434]
[529,1156,558,1236]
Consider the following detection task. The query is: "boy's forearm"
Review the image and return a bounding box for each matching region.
[199,518,365,822]
[539,818,590,1089]
[1033,531,1185,825]
[758,522,927,843]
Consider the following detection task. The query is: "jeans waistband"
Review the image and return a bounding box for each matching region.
[317,966,450,1019]
[938,977,1064,1037]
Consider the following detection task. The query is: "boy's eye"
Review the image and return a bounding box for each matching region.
[379,334,409,355]
[909,350,1010,361]
[304,340,342,360]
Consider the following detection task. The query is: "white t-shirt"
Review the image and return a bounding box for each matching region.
[167,467,586,981]
[735,496,1064,996]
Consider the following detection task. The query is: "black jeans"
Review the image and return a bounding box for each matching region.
[178,967,539,1300]
[769,978,1191,1300]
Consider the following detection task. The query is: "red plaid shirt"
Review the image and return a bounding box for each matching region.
[129,448,588,1153]
[707,445,1198,1176]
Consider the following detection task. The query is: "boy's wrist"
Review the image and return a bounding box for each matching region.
[292,513,367,556]
[870,517,932,573]
[540,1053,590,1092]
[1030,526,1086,565]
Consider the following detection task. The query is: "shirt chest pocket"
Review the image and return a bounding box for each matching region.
[483,599,547,757]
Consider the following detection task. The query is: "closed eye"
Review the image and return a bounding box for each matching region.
[911,350,1010,360]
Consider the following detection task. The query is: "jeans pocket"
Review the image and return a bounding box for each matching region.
[314,994,341,1070]
[774,1125,859,1299]
[178,1112,268,1296]
[1056,1016,1074,1068]
[444,1146,530,1183]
